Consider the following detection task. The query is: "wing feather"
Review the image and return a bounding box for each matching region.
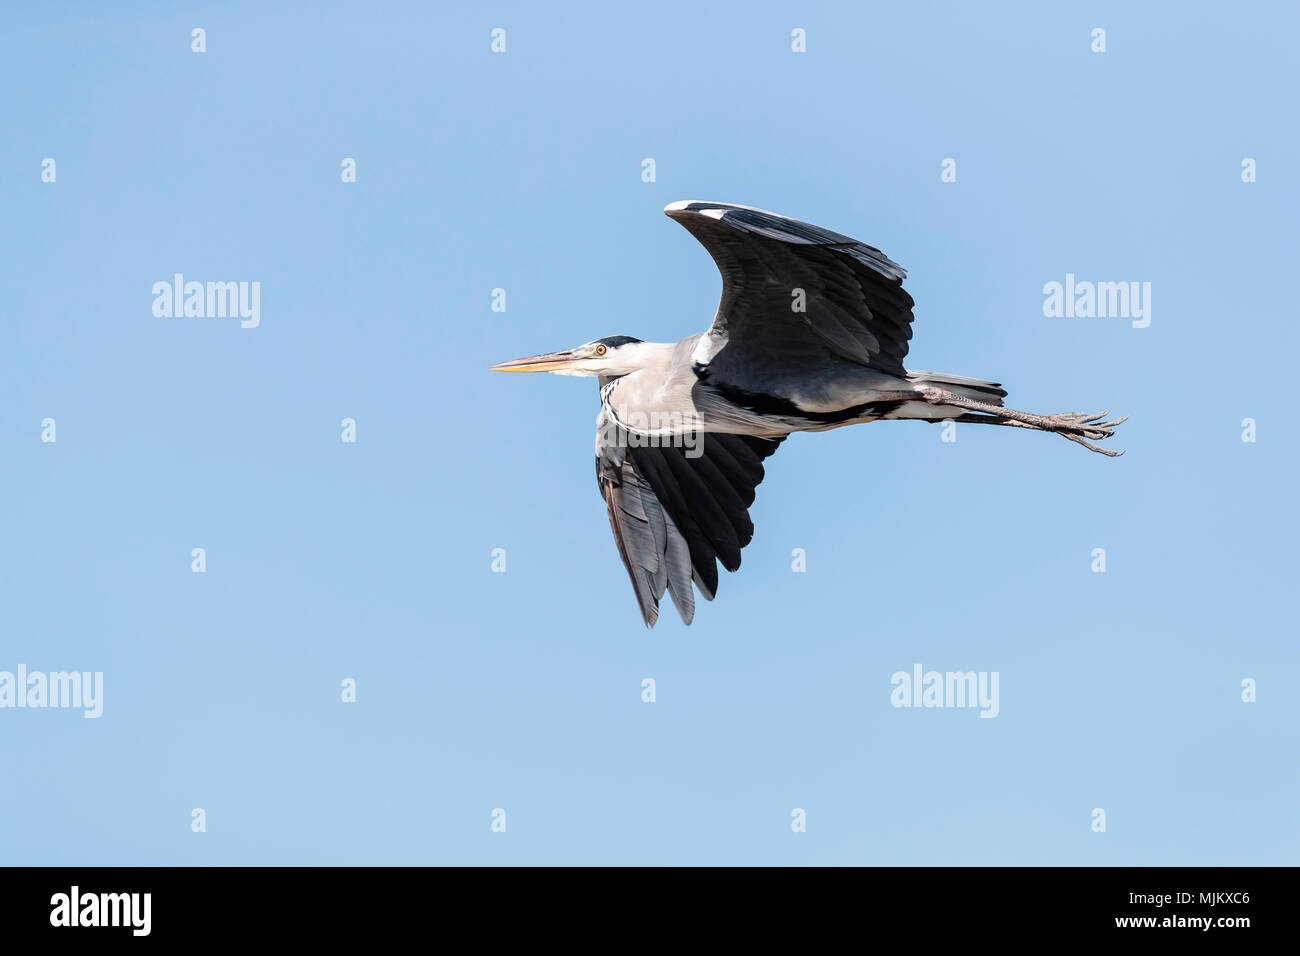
[597,428,783,627]
[665,201,916,387]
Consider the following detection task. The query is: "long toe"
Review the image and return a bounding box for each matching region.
[1059,431,1125,456]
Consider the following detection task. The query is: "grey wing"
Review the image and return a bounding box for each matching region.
[597,421,784,627]
[664,201,916,387]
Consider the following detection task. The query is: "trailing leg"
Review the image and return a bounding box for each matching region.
[923,389,1127,457]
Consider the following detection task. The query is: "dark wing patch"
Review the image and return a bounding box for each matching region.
[597,430,784,627]
[665,201,916,383]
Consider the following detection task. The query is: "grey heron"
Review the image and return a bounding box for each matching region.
[492,201,1126,627]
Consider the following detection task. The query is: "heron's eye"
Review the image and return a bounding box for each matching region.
[594,344,607,356]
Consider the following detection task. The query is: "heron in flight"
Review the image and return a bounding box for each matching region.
[492,201,1126,627]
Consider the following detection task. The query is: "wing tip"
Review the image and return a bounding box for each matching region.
[664,199,779,219]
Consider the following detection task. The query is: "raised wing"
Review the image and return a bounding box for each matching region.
[597,424,783,627]
[665,201,916,387]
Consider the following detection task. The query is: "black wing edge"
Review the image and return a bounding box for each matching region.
[663,200,909,282]
[598,432,785,627]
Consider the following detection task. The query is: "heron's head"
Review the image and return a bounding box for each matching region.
[491,336,647,378]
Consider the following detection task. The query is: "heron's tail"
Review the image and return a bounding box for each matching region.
[905,370,1007,407]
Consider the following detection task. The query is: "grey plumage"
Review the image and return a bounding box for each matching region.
[493,201,1126,627]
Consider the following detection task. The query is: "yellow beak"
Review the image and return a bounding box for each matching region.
[490,349,582,373]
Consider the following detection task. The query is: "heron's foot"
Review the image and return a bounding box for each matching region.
[1043,410,1128,441]
[919,387,1128,457]
[1042,410,1127,456]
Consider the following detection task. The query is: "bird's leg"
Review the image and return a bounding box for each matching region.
[951,412,1117,455]
[950,413,1037,430]
[921,388,1127,457]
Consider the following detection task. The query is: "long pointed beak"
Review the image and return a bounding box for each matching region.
[490,349,582,373]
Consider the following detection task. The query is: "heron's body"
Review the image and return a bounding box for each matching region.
[599,334,1001,439]
[494,201,1126,627]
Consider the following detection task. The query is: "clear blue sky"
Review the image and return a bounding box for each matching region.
[2,1,1297,865]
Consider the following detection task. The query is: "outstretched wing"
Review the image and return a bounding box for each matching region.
[597,425,783,627]
[665,201,917,387]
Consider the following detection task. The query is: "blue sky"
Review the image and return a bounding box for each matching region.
[2,1,1297,865]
